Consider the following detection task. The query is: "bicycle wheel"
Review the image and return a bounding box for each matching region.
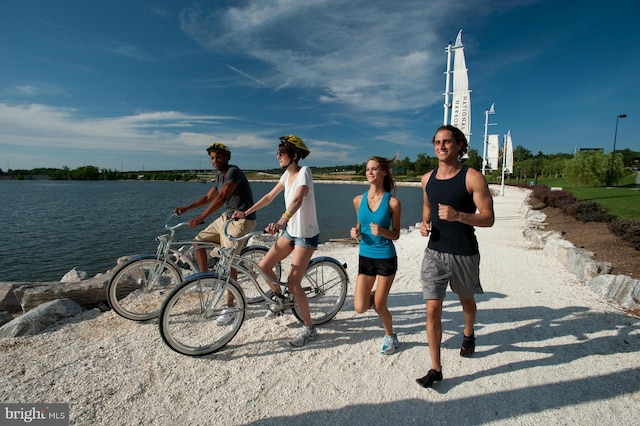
[237,245,282,304]
[159,274,246,356]
[107,257,182,321]
[292,257,348,325]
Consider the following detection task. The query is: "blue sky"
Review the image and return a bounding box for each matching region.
[1,0,638,172]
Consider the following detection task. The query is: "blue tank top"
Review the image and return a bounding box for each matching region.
[358,191,397,259]
[426,165,479,255]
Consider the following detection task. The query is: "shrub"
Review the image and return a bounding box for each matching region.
[573,200,613,223]
[532,184,577,208]
[609,219,640,251]
[532,185,551,203]
[546,190,577,210]
[532,184,611,223]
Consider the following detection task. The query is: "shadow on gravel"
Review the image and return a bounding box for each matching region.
[247,367,640,424]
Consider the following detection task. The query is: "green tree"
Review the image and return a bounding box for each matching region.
[607,152,627,185]
[546,156,569,178]
[396,156,414,175]
[513,145,533,163]
[414,153,434,175]
[71,166,100,180]
[564,151,615,187]
[618,148,640,167]
[463,148,482,170]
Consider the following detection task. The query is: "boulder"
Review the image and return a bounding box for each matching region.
[0,312,15,327]
[60,267,88,282]
[10,276,110,313]
[0,282,23,312]
[589,275,640,311]
[0,298,85,337]
[542,238,612,280]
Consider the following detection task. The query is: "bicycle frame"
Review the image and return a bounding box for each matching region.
[108,213,280,321]
[208,221,282,310]
[158,219,349,356]
[214,220,349,313]
[126,213,247,285]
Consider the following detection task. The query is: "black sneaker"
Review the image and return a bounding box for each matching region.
[416,369,443,388]
[460,332,475,357]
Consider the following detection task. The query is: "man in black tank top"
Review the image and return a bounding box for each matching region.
[416,125,495,389]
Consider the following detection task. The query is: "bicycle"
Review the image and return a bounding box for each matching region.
[158,220,349,356]
[106,213,282,322]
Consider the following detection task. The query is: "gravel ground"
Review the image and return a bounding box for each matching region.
[1,185,639,425]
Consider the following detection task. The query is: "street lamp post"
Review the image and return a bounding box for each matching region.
[608,114,627,186]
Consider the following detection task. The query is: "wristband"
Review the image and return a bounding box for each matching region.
[283,209,293,219]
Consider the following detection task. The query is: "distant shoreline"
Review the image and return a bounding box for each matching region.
[250,178,422,187]
[1,176,423,187]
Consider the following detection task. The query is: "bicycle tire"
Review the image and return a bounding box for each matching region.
[237,245,282,304]
[107,257,183,321]
[292,257,348,325]
[159,274,246,356]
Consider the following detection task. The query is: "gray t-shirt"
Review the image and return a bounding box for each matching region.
[214,165,256,220]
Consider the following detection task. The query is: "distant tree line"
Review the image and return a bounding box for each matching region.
[0,166,199,181]
[341,146,639,187]
[1,147,638,187]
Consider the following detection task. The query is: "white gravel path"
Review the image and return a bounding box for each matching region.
[2,185,639,425]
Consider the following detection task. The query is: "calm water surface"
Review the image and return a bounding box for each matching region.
[0,180,424,281]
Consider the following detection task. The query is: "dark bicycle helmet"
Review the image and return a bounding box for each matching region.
[279,135,310,159]
[206,142,231,155]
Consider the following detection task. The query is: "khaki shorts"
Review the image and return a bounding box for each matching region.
[420,247,483,300]
[195,214,256,254]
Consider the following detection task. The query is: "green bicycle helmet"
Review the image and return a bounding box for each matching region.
[206,142,231,155]
[279,135,310,159]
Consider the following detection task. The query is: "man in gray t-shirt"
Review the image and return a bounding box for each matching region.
[175,142,257,324]
[214,164,256,220]
[175,142,256,275]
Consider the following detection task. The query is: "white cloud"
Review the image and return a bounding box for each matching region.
[179,0,458,112]
[0,103,240,154]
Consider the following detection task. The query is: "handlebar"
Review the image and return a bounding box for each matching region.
[223,218,269,242]
[166,212,268,241]
[164,213,190,231]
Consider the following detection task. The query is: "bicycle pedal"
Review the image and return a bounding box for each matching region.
[267,303,286,313]
[264,310,283,318]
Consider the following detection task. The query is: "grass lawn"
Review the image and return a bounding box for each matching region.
[536,172,639,220]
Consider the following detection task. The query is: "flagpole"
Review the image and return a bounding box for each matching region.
[443,41,453,125]
[482,103,496,175]
[500,133,506,196]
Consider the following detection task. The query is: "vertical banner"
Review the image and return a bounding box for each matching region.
[450,30,471,145]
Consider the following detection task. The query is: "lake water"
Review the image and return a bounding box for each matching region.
[0,180,424,282]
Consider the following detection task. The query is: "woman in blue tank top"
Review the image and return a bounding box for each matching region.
[350,155,402,355]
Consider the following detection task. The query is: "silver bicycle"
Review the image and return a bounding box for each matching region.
[158,220,349,357]
[107,213,281,321]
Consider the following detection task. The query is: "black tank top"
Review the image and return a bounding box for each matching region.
[426,165,479,255]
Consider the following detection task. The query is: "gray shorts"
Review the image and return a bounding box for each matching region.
[420,247,483,300]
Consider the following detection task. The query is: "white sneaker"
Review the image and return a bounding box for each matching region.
[263,310,283,318]
[215,306,236,326]
[380,333,399,355]
[289,325,317,347]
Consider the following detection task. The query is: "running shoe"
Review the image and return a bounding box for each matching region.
[289,325,317,347]
[214,306,236,326]
[460,332,475,357]
[416,369,443,388]
[380,333,399,355]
